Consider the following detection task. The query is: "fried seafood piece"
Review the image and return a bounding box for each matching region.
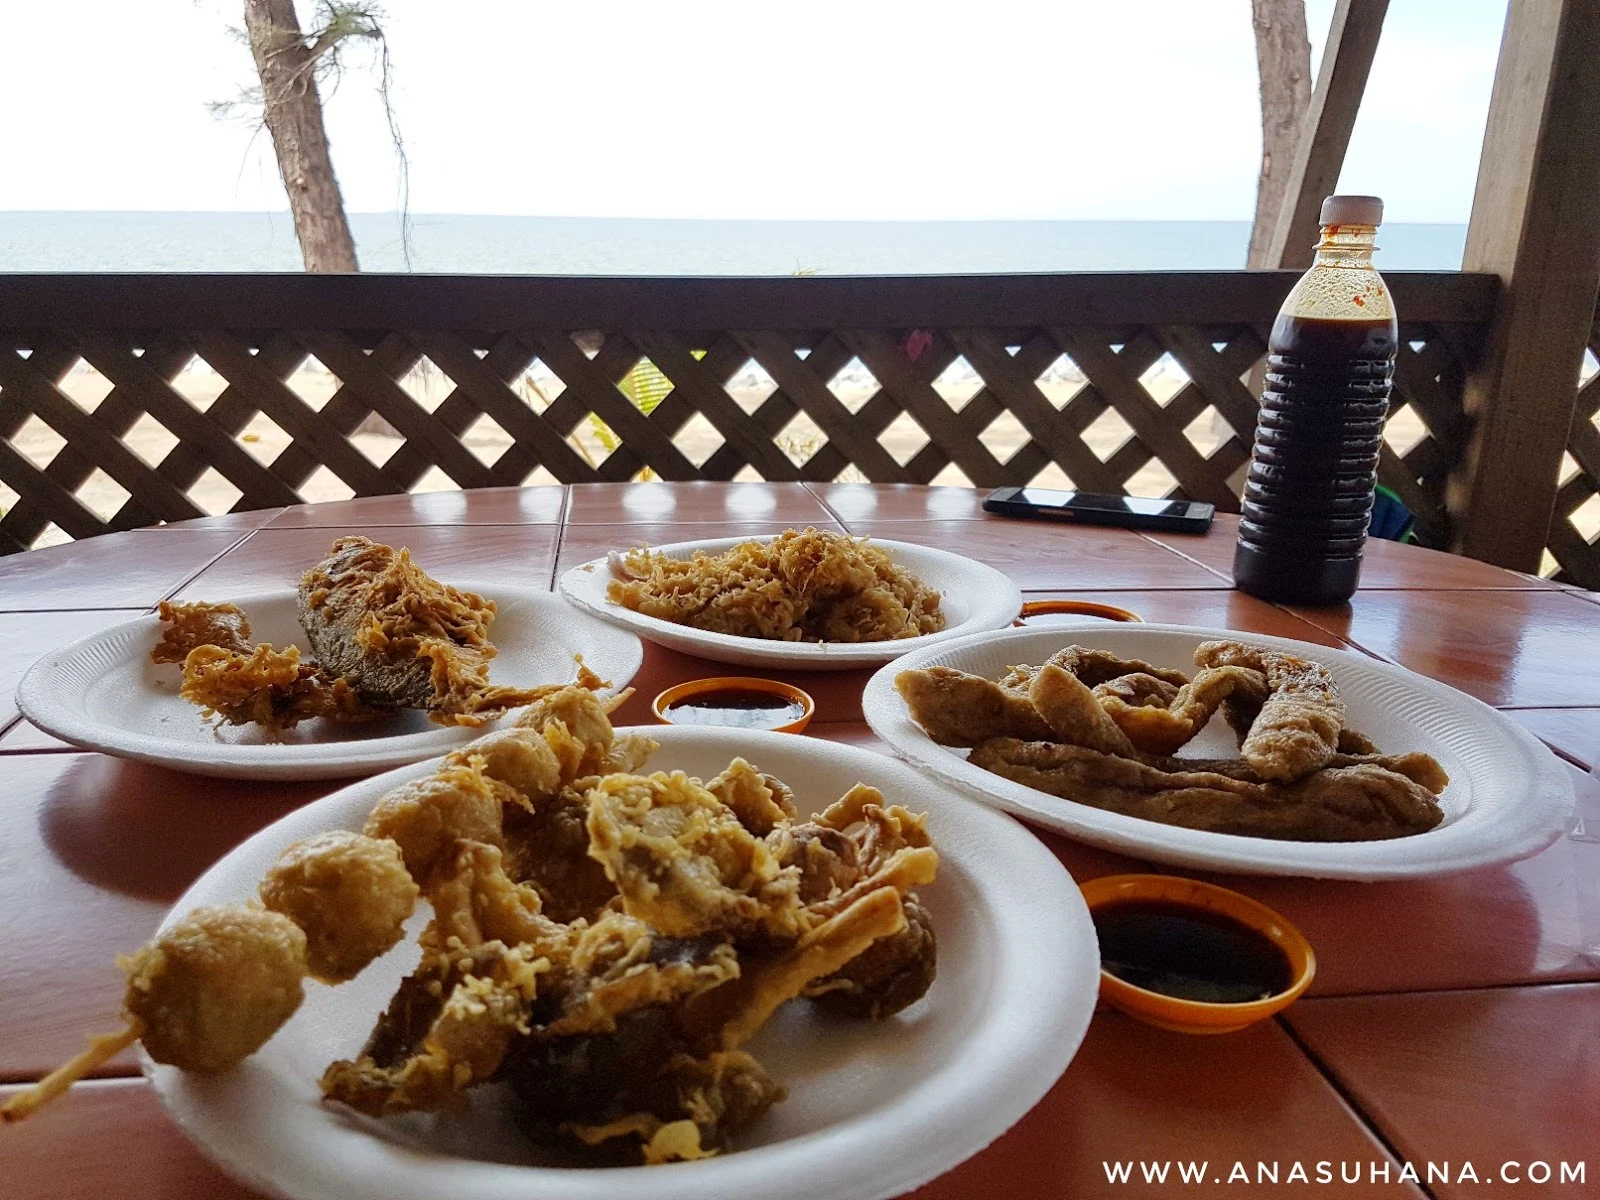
[606,527,944,643]
[584,771,806,939]
[296,535,549,725]
[259,831,419,983]
[1027,663,1140,756]
[152,600,253,664]
[320,936,548,1117]
[502,796,620,924]
[363,759,507,879]
[705,757,798,837]
[1143,749,1450,794]
[2,905,307,1125]
[512,678,631,782]
[559,1050,785,1164]
[179,643,383,732]
[1092,672,1182,711]
[1195,640,1347,781]
[804,893,937,1019]
[968,738,1444,841]
[894,664,1055,746]
[1096,665,1271,756]
[1031,646,1191,690]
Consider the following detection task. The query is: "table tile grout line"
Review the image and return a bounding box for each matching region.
[1134,530,1234,582]
[546,485,573,591]
[1273,1013,1439,1200]
[1299,975,1600,1003]
[153,528,262,606]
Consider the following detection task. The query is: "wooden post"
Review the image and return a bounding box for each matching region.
[1450,0,1600,571]
[1263,0,1389,271]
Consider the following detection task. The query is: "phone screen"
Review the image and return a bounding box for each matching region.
[1011,488,1197,517]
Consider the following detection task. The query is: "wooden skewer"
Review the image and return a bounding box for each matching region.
[0,1025,141,1125]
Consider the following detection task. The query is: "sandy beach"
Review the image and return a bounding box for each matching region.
[5,352,1504,552]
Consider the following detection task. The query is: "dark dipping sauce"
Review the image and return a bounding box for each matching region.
[1094,899,1293,1004]
[662,687,808,730]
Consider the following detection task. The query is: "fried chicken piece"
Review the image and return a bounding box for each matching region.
[363,759,507,879]
[894,664,1055,746]
[151,600,252,664]
[1096,664,1271,756]
[1092,672,1182,710]
[606,527,944,643]
[259,831,419,983]
[560,1050,784,1164]
[584,771,806,939]
[179,643,384,733]
[969,738,1443,841]
[1196,640,1346,781]
[296,535,551,725]
[1028,663,1140,756]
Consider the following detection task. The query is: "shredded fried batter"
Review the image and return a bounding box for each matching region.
[152,600,253,664]
[605,527,945,643]
[179,643,385,733]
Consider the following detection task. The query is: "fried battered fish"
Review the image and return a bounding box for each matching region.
[606,527,945,643]
[152,600,253,664]
[179,643,384,732]
[298,535,556,724]
[969,738,1444,841]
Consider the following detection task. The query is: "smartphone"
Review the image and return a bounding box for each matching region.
[983,486,1215,534]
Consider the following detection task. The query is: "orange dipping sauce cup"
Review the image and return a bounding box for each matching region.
[1079,874,1316,1034]
[651,677,816,734]
[1013,599,1144,625]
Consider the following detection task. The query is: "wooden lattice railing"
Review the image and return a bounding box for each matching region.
[0,272,1494,557]
[1544,315,1600,587]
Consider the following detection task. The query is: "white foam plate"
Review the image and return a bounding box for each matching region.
[558,535,1022,671]
[16,586,644,781]
[145,726,1098,1200]
[863,624,1573,880]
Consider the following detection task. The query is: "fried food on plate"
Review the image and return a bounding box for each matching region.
[1195,640,1345,782]
[15,686,940,1168]
[605,527,945,643]
[969,738,1444,841]
[151,535,588,735]
[152,600,252,664]
[895,639,1448,845]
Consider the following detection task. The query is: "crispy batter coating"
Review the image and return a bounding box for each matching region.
[894,664,1055,745]
[121,905,307,1073]
[297,535,552,724]
[969,738,1443,841]
[363,760,507,879]
[584,771,806,939]
[1092,672,1182,711]
[1195,640,1346,781]
[1097,664,1270,756]
[179,643,384,733]
[606,527,944,643]
[152,600,252,664]
[259,831,418,983]
[1028,663,1141,756]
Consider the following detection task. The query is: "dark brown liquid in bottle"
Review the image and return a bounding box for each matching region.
[1233,314,1397,605]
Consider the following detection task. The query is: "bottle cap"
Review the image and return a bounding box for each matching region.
[1319,195,1383,227]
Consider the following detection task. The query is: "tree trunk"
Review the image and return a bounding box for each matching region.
[243,0,359,272]
[1248,0,1313,267]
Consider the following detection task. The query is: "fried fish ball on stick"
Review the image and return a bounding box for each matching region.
[2,905,306,1124]
[1195,640,1346,781]
[151,600,253,664]
[260,831,419,983]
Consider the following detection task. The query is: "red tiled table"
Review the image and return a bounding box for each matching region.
[4,484,1599,1200]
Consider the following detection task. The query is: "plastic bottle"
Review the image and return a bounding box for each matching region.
[1232,195,1398,605]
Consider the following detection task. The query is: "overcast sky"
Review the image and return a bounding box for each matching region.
[0,0,1507,222]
